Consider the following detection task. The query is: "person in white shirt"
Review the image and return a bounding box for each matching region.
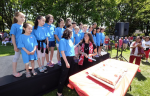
[129,36,144,72]
[143,36,150,62]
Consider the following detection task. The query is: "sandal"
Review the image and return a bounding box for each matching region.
[47,62,54,67]
[13,73,22,77]
[26,72,31,78]
[50,61,54,65]
[32,70,37,75]
[42,66,47,70]
[38,67,44,72]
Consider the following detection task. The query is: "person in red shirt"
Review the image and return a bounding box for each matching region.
[104,36,110,51]
[119,37,123,51]
[130,36,133,41]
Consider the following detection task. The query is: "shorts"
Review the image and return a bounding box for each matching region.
[56,43,59,48]
[100,43,103,46]
[49,41,55,47]
[37,49,45,58]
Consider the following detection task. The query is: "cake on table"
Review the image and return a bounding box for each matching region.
[91,64,125,86]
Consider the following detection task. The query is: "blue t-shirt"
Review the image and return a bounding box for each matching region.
[79,30,82,34]
[43,23,55,41]
[54,27,65,44]
[10,23,23,47]
[32,26,48,48]
[72,28,75,34]
[96,32,101,46]
[92,34,97,45]
[71,31,74,43]
[74,33,82,45]
[59,38,75,57]
[18,34,38,64]
[80,32,85,40]
[100,32,105,44]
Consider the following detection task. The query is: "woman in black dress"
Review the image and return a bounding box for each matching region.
[78,32,97,71]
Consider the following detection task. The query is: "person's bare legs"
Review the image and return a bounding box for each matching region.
[105,45,107,50]
[30,60,35,72]
[50,47,54,62]
[13,62,18,74]
[57,47,60,62]
[12,50,22,77]
[99,46,102,55]
[42,57,45,66]
[37,58,42,67]
[98,47,101,55]
[25,63,30,73]
[45,47,50,63]
[106,45,108,51]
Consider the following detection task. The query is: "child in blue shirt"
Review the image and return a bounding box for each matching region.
[99,27,105,56]
[54,18,65,66]
[64,18,72,29]
[18,23,37,78]
[74,26,82,45]
[80,24,88,40]
[10,12,25,77]
[44,14,55,67]
[79,22,83,34]
[88,25,93,33]
[32,16,49,72]
[66,23,74,43]
[92,28,97,45]
[72,21,76,34]
[74,26,81,63]
[96,27,101,55]
[92,28,99,57]
[57,28,75,96]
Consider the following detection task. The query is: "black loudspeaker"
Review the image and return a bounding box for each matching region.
[114,22,124,36]
[124,22,129,36]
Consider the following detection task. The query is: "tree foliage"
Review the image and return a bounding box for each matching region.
[0,0,150,36]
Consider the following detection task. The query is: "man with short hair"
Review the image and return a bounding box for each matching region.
[123,37,129,50]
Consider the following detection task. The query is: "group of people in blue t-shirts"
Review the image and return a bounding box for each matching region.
[9,12,105,96]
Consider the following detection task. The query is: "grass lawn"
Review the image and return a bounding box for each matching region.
[0,42,14,57]
[0,42,57,57]
[0,43,150,96]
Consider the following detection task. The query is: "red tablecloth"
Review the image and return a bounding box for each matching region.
[69,59,139,96]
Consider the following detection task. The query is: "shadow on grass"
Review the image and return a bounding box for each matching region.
[141,61,150,66]
[125,93,134,96]
[135,72,147,81]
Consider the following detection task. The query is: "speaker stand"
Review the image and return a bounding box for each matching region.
[113,37,128,62]
[118,42,128,62]
[112,36,119,60]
